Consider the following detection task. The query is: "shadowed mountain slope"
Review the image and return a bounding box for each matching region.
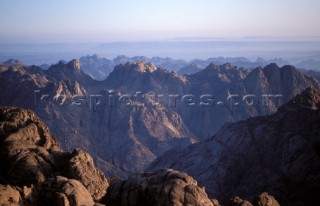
[149,87,320,206]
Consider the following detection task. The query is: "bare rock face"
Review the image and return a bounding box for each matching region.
[32,176,95,206]
[226,196,253,206]
[0,106,109,204]
[0,185,22,206]
[0,184,32,206]
[47,59,95,86]
[284,85,320,109]
[216,193,279,206]
[253,193,280,206]
[0,107,61,186]
[101,169,214,206]
[65,149,109,201]
[0,64,53,108]
[105,61,187,94]
[211,199,221,206]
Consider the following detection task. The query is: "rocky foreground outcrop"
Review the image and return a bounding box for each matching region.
[31,176,95,206]
[65,149,109,201]
[0,106,61,186]
[224,193,280,206]
[101,169,215,206]
[0,106,109,205]
[100,168,279,206]
[0,184,28,205]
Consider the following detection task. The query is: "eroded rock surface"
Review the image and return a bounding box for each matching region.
[0,185,22,206]
[226,196,253,206]
[253,192,280,206]
[101,169,215,206]
[0,107,61,186]
[0,107,109,204]
[65,149,109,201]
[32,176,95,206]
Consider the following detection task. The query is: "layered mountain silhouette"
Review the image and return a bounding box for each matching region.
[149,87,320,205]
[70,55,294,80]
[77,55,189,80]
[0,59,319,177]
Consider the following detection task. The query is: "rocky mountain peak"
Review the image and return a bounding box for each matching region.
[223,63,235,70]
[46,59,95,87]
[283,86,320,109]
[264,63,280,70]
[205,63,220,70]
[49,59,81,75]
[105,61,159,89]
[67,59,81,71]
[115,61,157,73]
[194,63,248,82]
[106,61,189,93]
[262,63,280,77]
[0,64,27,75]
[3,59,24,67]
[202,63,244,74]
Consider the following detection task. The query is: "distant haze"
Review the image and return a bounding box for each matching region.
[0,0,320,43]
[1,40,320,65]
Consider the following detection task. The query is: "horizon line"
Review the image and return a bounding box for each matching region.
[1,36,320,44]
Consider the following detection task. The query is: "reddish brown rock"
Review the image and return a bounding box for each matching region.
[101,169,214,206]
[65,149,109,201]
[0,184,22,206]
[0,107,61,186]
[253,192,280,206]
[32,176,95,206]
[226,196,253,206]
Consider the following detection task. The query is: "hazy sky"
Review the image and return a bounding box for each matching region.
[0,0,320,43]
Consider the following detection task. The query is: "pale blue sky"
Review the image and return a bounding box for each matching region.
[0,0,320,42]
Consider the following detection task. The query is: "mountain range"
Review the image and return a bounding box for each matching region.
[3,54,318,80]
[72,55,293,80]
[3,54,319,81]
[0,59,319,178]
